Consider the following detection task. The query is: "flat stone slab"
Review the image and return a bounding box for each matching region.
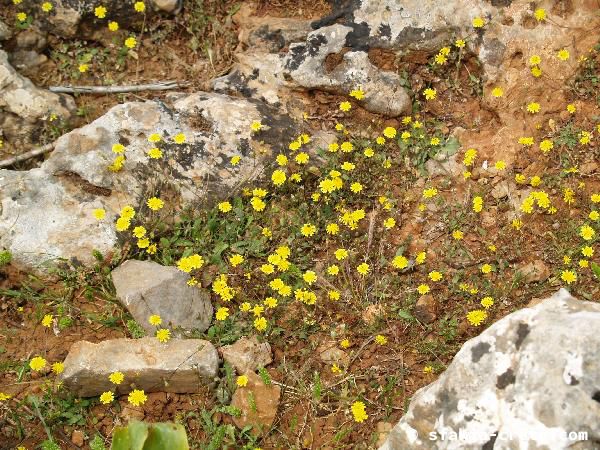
[111,259,213,334]
[60,337,219,397]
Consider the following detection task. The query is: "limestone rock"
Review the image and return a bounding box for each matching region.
[0,50,74,147]
[153,0,182,13]
[0,92,303,272]
[220,336,272,373]
[215,0,498,117]
[231,371,280,436]
[413,295,437,324]
[9,50,48,71]
[425,153,462,179]
[0,19,12,41]
[14,27,47,51]
[284,25,411,117]
[111,260,213,334]
[43,0,182,37]
[517,259,550,284]
[380,289,600,449]
[60,337,219,397]
[317,341,350,367]
[363,303,385,325]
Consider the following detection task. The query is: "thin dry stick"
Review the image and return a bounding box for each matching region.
[366,207,378,254]
[0,142,55,168]
[48,81,187,94]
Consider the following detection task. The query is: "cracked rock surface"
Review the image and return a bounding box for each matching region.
[380,289,600,450]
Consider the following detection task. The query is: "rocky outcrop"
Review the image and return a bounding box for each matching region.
[0,92,324,272]
[214,0,499,117]
[112,260,213,334]
[0,50,74,148]
[380,289,600,449]
[216,0,599,148]
[60,337,219,397]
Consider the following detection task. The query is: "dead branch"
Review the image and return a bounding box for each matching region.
[0,142,55,169]
[48,80,187,94]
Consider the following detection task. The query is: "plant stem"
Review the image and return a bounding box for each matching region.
[30,396,53,442]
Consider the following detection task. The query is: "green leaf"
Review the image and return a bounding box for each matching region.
[592,262,600,280]
[110,427,132,450]
[41,441,61,450]
[398,309,415,321]
[437,136,460,158]
[90,434,107,450]
[210,242,229,263]
[174,239,194,247]
[129,421,150,450]
[144,423,189,450]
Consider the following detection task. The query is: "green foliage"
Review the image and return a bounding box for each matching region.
[111,421,189,450]
[555,123,579,149]
[41,441,61,450]
[90,434,107,450]
[312,371,322,402]
[592,262,600,280]
[216,404,242,417]
[258,366,271,386]
[126,319,146,338]
[438,317,458,342]
[0,250,12,267]
[397,127,460,176]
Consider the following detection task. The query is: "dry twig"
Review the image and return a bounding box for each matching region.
[49,80,187,94]
[0,143,55,168]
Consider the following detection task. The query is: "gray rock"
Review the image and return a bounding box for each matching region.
[380,289,600,449]
[60,337,219,397]
[425,153,462,179]
[220,336,273,374]
[0,92,305,272]
[284,25,411,117]
[14,27,48,51]
[0,19,11,41]
[215,0,500,117]
[112,260,213,334]
[9,50,48,71]
[0,50,74,146]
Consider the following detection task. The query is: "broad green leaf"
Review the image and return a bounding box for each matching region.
[110,427,132,450]
[144,423,189,450]
[129,421,150,450]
